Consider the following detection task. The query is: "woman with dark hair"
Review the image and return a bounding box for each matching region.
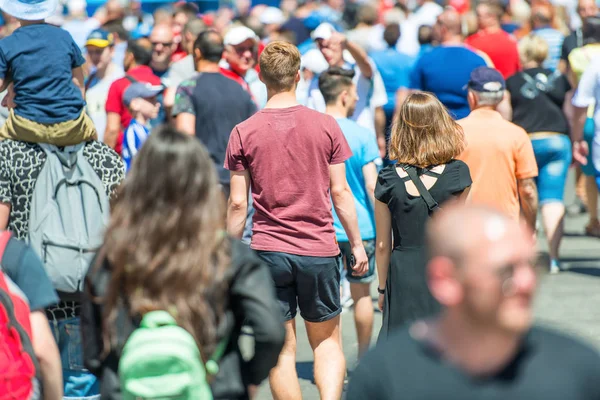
[375,92,472,339]
[81,126,285,399]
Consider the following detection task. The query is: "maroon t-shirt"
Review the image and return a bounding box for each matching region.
[224,105,352,257]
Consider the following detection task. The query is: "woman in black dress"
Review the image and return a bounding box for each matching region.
[375,92,472,339]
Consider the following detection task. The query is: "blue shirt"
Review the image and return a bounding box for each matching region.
[410,46,487,120]
[370,48,415,116]
[533,27,564,71]
[0,24,86,124]
[122,119,150,172]
[332,118,380,241]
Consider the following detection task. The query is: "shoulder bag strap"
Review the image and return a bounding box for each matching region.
[403,165,440,212]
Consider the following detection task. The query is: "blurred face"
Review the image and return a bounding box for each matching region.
[86,45,112,69]
[476,4,496,30]
[225,38,257,76]
[150,26,176,66]
[133,96,161,119]
[173,12,189,35]
[579,0,598,20]
[457,222,538,335]
[433,16,444,42]
[316,38,343,67]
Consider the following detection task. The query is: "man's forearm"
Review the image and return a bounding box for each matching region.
[518,178,538,230]
[571,106,587,142]
[227,202,248,239]
[332,187,362,247]
[345,41,373,79]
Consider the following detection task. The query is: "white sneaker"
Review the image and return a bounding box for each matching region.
[549,259,560,274]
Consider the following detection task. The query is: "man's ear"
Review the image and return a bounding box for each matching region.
[194,48,202,62]
[129,98,141,113]
[295,70,301,83]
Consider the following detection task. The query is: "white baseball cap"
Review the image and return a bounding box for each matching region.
[301,49,329,74]
[260,7,285,25]
[224,26,259,46]
[311,22,336,41]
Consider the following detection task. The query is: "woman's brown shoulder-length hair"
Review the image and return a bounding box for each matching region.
[388,91,466,168]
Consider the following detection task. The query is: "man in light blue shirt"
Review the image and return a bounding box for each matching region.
[531,7,564,71]
[320,67,380,360]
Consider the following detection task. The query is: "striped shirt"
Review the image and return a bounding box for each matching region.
[533,28,564,71]
[121,119,149,171]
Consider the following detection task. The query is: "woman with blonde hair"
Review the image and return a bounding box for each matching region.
[506,34,571,273]
[375,92,472,339]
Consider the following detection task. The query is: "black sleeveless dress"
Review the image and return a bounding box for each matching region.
[375,159,472,340]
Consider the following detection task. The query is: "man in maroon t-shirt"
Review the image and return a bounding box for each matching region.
[465,0,521,79]
[104,38,162,154]
[225,41,368,400]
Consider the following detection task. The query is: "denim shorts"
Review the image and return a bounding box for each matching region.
[530,135,571,204]
[338,240,376,284]
[49,317,100,400]
[257,251,341,323]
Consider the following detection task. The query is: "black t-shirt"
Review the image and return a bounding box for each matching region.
[347,325,600,400]
[506,67,571,135]
[172,73,256,185]
[561,29,583,62]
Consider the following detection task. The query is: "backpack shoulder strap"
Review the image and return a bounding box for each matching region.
[205,335,230,376]
[403,165,440,212]
[125,75,139,83]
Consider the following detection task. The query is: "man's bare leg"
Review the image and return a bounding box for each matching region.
[350,282,374,359]
[305,315,345,400]
[269,319,302,400]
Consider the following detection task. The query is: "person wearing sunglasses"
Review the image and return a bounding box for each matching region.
[149,23,177,78]
[348,204,600,400]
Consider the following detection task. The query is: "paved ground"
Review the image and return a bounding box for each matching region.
[254,171,600,399]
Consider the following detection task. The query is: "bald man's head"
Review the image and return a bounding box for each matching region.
[427,204,530,266]
[439,9,462,35]
[578,0,599,20]
[426,204,537,335]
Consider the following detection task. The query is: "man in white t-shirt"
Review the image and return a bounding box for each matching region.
[84,29,124,141]
[306,23,387,157]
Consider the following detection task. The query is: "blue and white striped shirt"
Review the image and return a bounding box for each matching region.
[121,119,149,172]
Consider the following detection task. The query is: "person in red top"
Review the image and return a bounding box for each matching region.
[104,38,161,154]
[465,0,521,78]
[225,41,368,400]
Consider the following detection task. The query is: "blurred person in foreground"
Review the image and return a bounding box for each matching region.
[82,126,284,399]
[348,205,600,399]
[320,67,380,360]
[457,67,539,244]
[506,35,571,273]
[376,92,472,340]
[225,41,368,400]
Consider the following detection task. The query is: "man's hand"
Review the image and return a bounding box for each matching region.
[327,31,347,50]
[378,293,384,312]
[573,140,589,165]
[351,243,368,276]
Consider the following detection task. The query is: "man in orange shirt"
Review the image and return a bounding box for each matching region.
[458,67,539,231]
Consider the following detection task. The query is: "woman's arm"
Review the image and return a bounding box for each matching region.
[375,200,392,311]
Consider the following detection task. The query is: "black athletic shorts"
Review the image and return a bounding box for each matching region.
[256,251,341,323]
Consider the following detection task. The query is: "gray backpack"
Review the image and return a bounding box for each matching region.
[28,143,110,295]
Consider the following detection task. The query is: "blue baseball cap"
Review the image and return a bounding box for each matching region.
[86,29,114,48]
[123,82,165,106]
[466,66,506,92]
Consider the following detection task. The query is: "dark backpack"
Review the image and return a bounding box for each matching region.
[0,230,39,399]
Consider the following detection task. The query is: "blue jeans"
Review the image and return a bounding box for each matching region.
[530,135,571,204]
[50,317,100,400]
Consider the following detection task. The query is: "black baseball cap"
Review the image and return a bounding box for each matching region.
[466,66,506,92]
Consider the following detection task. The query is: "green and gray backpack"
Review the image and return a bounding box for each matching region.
[119,310,228,400]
